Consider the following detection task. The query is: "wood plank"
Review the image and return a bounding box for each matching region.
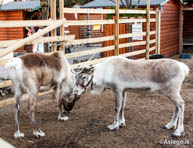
[0,35,75,48]
[0,20,62,28]
[63,8,156,14]
[155,8,159,54]
[0,90,53,108]
[50,0,57,51]
[66,20,115,26]
[0,80,11,88]
[115,0,119,55]
[59,0,65,51]
[119,18,156,24]
[119,41,146,48]
[119,9,156,14]
[121,49,146,57]
[72,57,109,69]
[0,19,66,58]
[63,8,115,14]
[121,46,155,58]
[65,46,115,59]
[0,19,155,28]
[146,0,150,60]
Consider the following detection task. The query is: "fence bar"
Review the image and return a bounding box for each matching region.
[50,0,57,51]
[63,8,156,14]
[115,0,119,55]
[0,19,155,28]
[145,0,150,60]
[0,35,75,48]
[0,90,53,108]
[59,0,65,51]
[155,8,159,54]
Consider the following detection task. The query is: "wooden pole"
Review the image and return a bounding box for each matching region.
[59,0,65,51]
[146,0,150,60]
[155,7,159,54]
[50,0,57,51]
[179,9,183,54]
[115,0,119,55]
[0,19,66,58]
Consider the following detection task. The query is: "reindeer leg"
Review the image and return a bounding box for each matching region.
[56,87,69,121]
[119,91,127,127]
[161,83,185,137]
[28,94,45,138]
[107,89,123,130]
[13,83,24,139]
[171,94,185,137]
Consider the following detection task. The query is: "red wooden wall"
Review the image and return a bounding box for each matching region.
[160,0,180,57]
[0,10,25,52]
[103,23,129,57]
[64,13,80,39]
[64,13,103,39]
[79,14,103,39]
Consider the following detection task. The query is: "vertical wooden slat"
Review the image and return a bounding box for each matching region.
[155,7,159,54]
[179,9,183,54]
[50,0,57,51]
[59,0,65,51]
[113,24,115,56]
[145,0,150,60]
[115,0,119,55]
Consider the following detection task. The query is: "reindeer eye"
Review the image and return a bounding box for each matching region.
[83,76,87,79]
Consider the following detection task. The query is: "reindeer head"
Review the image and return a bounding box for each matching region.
[62,66,94,112]
[63,53,96,112]
[73,66,94,95]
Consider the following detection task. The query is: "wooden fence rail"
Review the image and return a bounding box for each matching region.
[0,18,155,28]
[0,35,75,48]
[63,8,156,14]
[0,5,156,107]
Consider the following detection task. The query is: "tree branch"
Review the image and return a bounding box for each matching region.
[109,0,116,4]
[120,0,128,8]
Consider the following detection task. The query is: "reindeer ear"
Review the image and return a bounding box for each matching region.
[83,66,94,74]
[89,66,94,73]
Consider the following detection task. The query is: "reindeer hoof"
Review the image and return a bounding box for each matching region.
[119,123,126,128]
[162,126,168,129]
[14,131,24,139]
[58,115,69,121]
[171,131,185,138]
[33,129,45,138]
[171,133,180,138]
[107,124,119,131]
[119,121,126,128]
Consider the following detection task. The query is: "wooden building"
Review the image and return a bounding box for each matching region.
[0,1,41,53]
[82,0,182,57]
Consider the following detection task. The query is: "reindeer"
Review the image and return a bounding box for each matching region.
[5,52,79,138]
[71,56,189,137]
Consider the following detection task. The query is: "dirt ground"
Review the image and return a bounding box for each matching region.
[0,54,193,148]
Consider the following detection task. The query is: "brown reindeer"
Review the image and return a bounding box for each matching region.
[5,52,78,138]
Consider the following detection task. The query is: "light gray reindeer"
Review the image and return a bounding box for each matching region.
[5,52,78,138]
[72,56,189,137]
